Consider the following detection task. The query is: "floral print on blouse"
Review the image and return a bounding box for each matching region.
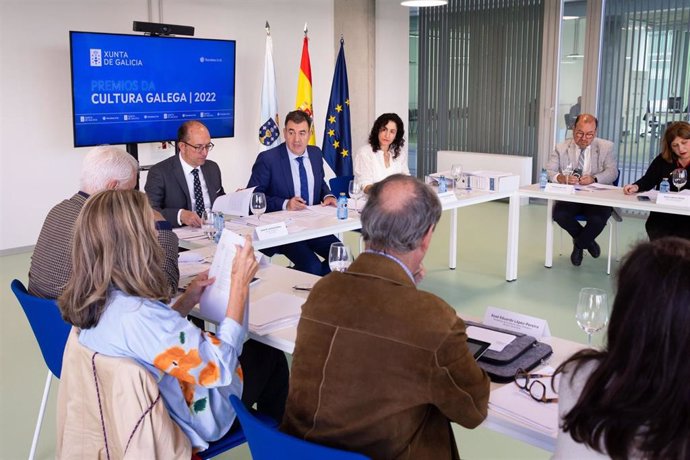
[79,289,245,449]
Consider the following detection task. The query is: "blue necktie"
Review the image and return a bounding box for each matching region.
[296,156,309,204]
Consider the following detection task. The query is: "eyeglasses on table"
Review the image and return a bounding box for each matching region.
[514,368,559,403]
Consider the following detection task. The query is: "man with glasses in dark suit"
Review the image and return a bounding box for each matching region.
[145,120,225,228]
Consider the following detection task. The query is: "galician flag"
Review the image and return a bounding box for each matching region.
[258,22,280,150]
[295,25,316,145]
[322,39,353,177]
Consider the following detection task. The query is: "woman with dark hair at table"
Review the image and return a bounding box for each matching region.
[623,121,690,240]
[354,113,409,193]
[552,237,690,459]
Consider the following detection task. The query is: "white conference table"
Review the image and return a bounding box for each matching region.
[439,188,520,281]
[187,260,580,452]
[518,183,690,268]
[178,186,520,281]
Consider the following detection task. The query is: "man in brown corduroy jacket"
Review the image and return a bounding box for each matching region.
[281,174,490,460]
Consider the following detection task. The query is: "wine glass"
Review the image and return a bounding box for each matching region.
[671,168,687,191]
[348,180,363,212]
[575,288,609,346]
[328,242,352,273]
[451,164,464,192]
[201,209,216,240]
[251,192,267,222]
[562,162,574,184]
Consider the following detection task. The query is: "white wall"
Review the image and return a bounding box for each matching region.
[0,0,332,250]
[375,0,410,131]
[0,0,410,252]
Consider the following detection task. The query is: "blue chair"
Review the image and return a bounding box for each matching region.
[196,427,246,459]
[329,175,354,198]
[556,170,622,274]
[229,395,370,460]
[11,279,72,460]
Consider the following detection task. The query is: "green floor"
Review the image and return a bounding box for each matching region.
[0,201,647,459]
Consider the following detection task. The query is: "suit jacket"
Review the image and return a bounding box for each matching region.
[281,253,490,460]
[29,192,179,298]
[546,137,618,184]
[145,155,225,227]
[247,143,332,212]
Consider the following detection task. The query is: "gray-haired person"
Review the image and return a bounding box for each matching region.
[29,146,179,299]
[281,174,490,459]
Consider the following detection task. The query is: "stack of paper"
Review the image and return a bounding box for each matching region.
[488,366,560,436]
[249,292,304,335]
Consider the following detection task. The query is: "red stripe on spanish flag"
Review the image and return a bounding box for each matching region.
[295,35,316,145]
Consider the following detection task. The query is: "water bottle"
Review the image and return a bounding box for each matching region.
[539,168,548,189]
[337,193,348,220]
[659,178,670,193]
[438,175,447,193]
[213,211,224,243]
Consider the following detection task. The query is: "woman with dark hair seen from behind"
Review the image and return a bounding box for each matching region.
[58,189,262,453]
[623,121,690,240]
[552,237,690,459]
[354,113,409,193]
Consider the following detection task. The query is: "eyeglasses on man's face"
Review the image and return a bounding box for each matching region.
[574,130,596,140]
[181,141,214,153]
[514,368,558,403]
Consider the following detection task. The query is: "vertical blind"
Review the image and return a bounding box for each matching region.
[598,0,690,185]
[415,0,544,177]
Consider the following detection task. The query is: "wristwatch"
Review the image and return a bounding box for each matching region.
[594,177,598,183]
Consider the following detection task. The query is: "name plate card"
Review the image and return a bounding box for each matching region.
[437,191,457,204]
[544,183,575,195]
[254,221,289,240]
[656,193,690,208]
[483,306,551,339]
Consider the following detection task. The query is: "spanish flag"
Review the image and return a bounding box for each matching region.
[295,30,316,145]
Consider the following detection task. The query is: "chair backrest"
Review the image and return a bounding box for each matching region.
[613,168,621,187]
[329,175,354,198]
[229,395,369,460]
[11,279,72,378]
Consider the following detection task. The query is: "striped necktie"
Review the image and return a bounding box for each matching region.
[577,148,586,174]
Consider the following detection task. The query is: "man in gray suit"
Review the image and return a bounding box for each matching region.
[546,114,619,266]
[145,120,225,228]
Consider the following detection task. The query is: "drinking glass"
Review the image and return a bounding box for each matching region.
[201,209,216,240]
[451,164,464,192]
[672,168,687,191]
[348,180,363,212]
[251,192,267,222]
[328,242,352,273]
[562,163,574,184]
[575,288,609,346]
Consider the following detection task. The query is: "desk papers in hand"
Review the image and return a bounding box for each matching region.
[249,292,304,335]
[489,366,559,436]
[212,187,256,216]
[199,230,247,323]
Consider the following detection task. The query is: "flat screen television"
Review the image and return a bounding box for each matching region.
[69,31,236,147]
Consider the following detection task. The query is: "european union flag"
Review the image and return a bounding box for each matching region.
[321,39,352,177]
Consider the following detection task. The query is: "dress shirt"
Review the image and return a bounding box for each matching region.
[286,148,315,209]
[354,144,410,188]
[178,156,212,225]
[578,146,592,177]
[365,250,416,283]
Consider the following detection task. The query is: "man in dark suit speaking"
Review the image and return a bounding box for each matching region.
[145,120,225,227]
[247,110,339,275]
